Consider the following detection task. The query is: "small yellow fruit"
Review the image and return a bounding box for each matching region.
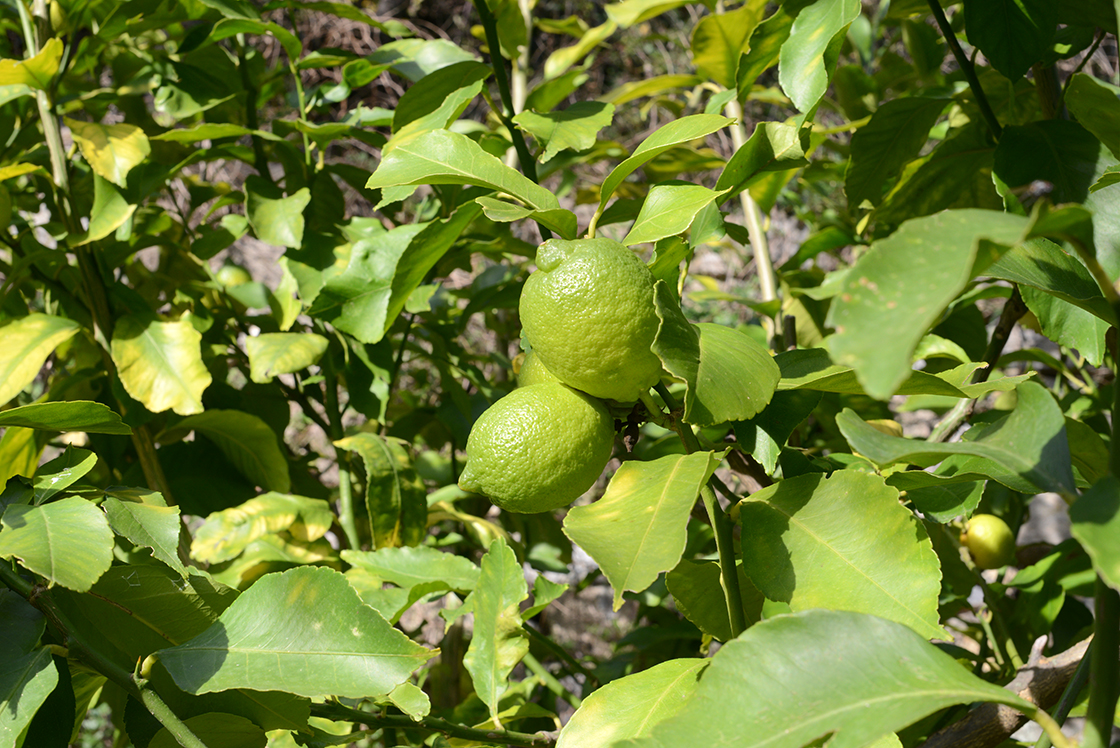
[519,238,662,402]
[961,514,1016,569]
[458,382,615,513]
[215,263,252,287]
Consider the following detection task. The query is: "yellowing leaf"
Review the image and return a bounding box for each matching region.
[0,39,63,90]
[0,314,80,408]
[65,118,151,188]
[111,316,211,415]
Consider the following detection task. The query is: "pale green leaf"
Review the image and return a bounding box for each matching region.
[341,545,480,591]
[690,0,767,89]
[686,323,780,425]
[462,539,529,719]
[714,120,810,200]
[564,452,723,610]
[244,176,311,248]
[737,471,945,640]
[606,0,695,27]
[151,123,257,142]
[1056,74,1120,158]
[71,173,137,246]
[245,333,329,383]
[845,97,947,208]
[111,316,211,416]
[544,20,618,80]
[334,433,427,549]
[365,129,560,212]
[0,38,62,90]
[599,74,703,106]
[32,446,97,503]
[514,101,615,163]
[0,314,80,408]
[151,713,265,748]
[824,210,1028,400]
[624,610,1038,748]
[475,197,578,239]
[0,497,113,592]
[158,566,435,698]
[66,118,151,188]
[1070,474,1120,592]
[385,681,431,721]
[778,0,860,112]
[162,409,290,492]
[623,183,729,246]
[0,163,40,182]
[190,493,331,564]
[392,60,490,133]
[1021,284,1108,366]
[103,498,187,577]
[0,648,57,746]
[0,401,130,435]
[557,659,706,748]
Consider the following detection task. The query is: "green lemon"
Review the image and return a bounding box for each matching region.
[458,382,615,513]
[520,237,662,402]
[215,263,252,287]
[961,514,1016,569]
[516,350,559,387]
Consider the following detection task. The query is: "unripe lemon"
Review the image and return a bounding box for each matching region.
[517,350,559,387]
[215,263,252,287]
[458,382,615,513]
[520,238,662,402]
[961,514,1016,569]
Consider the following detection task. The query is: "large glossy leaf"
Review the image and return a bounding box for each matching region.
[623,183,729,246]
[666,559,764,641]
[837,382,1076,498]
[462,539,529,719]
[687,323,780,425]
[158,566,436,698]
[824,210,1027,399]
[160,410,290,493]
[690,0,767,89]
[191,493,332,564]
[0,314,80,408]
[623,610,1040,748]
[0,497,113,592]
[244,176,311,249]
[778,0,859,112]
[514,101,615,163]
[845,97,947,208]
[0,401,129,435]
[964,0,1056,80]
[245,333,328,383]
[1070,475,1120,592]
[985,237,1113,323]
[737,471,944,640]
[334,433,426,549]
[1065,73,1120,158]
[597,114,734,215]
[111,315,211,416]
[0,38,62,89]
[366,129,560,211]
[66,118,150,188]
[565,451,723,609]
[714,121,809,200]
[103,497,187,577]
[557,659,706,748]
[31,447,97,503]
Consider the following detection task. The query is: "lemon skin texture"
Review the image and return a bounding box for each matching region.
[458,382,615,513]
[961,514,1016,569]
[517,350,560,387]
[520,238,662,402]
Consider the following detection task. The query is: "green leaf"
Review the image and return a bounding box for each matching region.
[158,567,436,699]
[365,129,561,211]
[151,713,265,748]
[205,18,302,60]
[71,173,137,246]
[111,315,211,416]
[1021,284,1108,366]
[824,210,1027,400]
[190,493,331,564]
[0,38,62,90]
[462,539,529,719]
[1092,164,1120,193]
[837,382,1076,498]
[544,20,618,80]
[392,60,490,133]
[334,434,426,549]
[690,0,767,89]
[733,389,822,474]
[623,183,730,246]
[564,451,723,610]
[66,118,151,188]
[245,333,329,383]
[738,6,794,93]
[159,410,290,493]
[0,589,46,652]
[0,314,80,408]
[606,0,696,27]
[103,497,187,577]
[624,610,1039,748]
[32,446,97,503]
[714,121,809,200]
[685,323,780,425]
[845,97,947,208]
[557,659,706,748]
[904,480,984,523]
[1070,475,1120,592]
[985,237,1113,324]
[597,114,734,215]
[0,401,129,435]
[599,74,703,106]
[964,0,1056,81]
[342,545,480,591]
[666,560,764,641]
[476,197,578,240]
[737,471,944,640]
[0,497,113,592]
[0,647,56,746]
[778,0,860,112]
[151,123,257,142]
[244,176,311,249]
[1064,74,1120,158]
[514,101,615,163]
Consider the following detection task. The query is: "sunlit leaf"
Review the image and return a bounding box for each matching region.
[0,647,56,746]
[191,493,332,564]
[565,452,723,610]
[393,60,491,133]
[715,120,809,200]
[71,174,137,245]
[605,0,696,27]
[544,20,618,80]
[690,0,766,89]
[244,176,311,249]
[0,497,113,592]
[623,183,729,246]
[514,101,615,163]
[666,559,764,641]
[778,0,860,112]
[66,118,151,188]
[111,315,211,416]
[103,498,187,577]
[0,38,62,90]
[31,447,97,503]
[342,545,480,591]
[0,402,130,435]
[0,314,81,408]
[1070,475,1120,592]
[476,197,578,239]
[334,433,426,549]
[245,333,329,383]
[1062,73,1120,158]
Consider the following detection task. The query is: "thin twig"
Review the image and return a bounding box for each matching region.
[311,701,556,747]
[926,0,1002,140]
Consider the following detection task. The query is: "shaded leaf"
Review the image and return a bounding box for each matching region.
[476,197,577,240]
[0,314,81,408]
[778,0,860,112]
[964,0,1056,81]
[150,713,265,748]
[158,566,436,698]
[32,446,97,503]
[565,452,723,610]
[686,323,780,425]
[623,183,729,246]
[1064,73,1120,158]
[845,97,947,208]
[0,647,56,746]
[514,101,615,163]
[0,497,113,592]
[191,493,332,564]
[666,560,764,641]
[160,410,290,493]
[0,401,129,435]
[732,389,822,474]
[111,316,211,416]
[103,497,187,577]
[392,60,489,129]
[245,333,329,383]
[335,433,427,549]
[66,118,151,188]
[244,176,311,249]
[1070,474,1120,592]
[690,0,767,89]
[985,237,1113,324]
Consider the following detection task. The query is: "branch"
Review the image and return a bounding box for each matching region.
[926,0,1002,140]
[920,637,1091,748]
[311,701,556,747]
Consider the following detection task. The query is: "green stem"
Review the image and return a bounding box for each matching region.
[137,680,211,748]
[654,382,746,638]
[1083,581,1120,748]
[979,575,1024,670]
[522,623,598,689]
[523,651,581,709]
[1033,639,1092,748]
[322,349,361,551]
[1028,707,1074,748]
[311,701,556,747]
[926,0,1002,140]
[237,36,273,180]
